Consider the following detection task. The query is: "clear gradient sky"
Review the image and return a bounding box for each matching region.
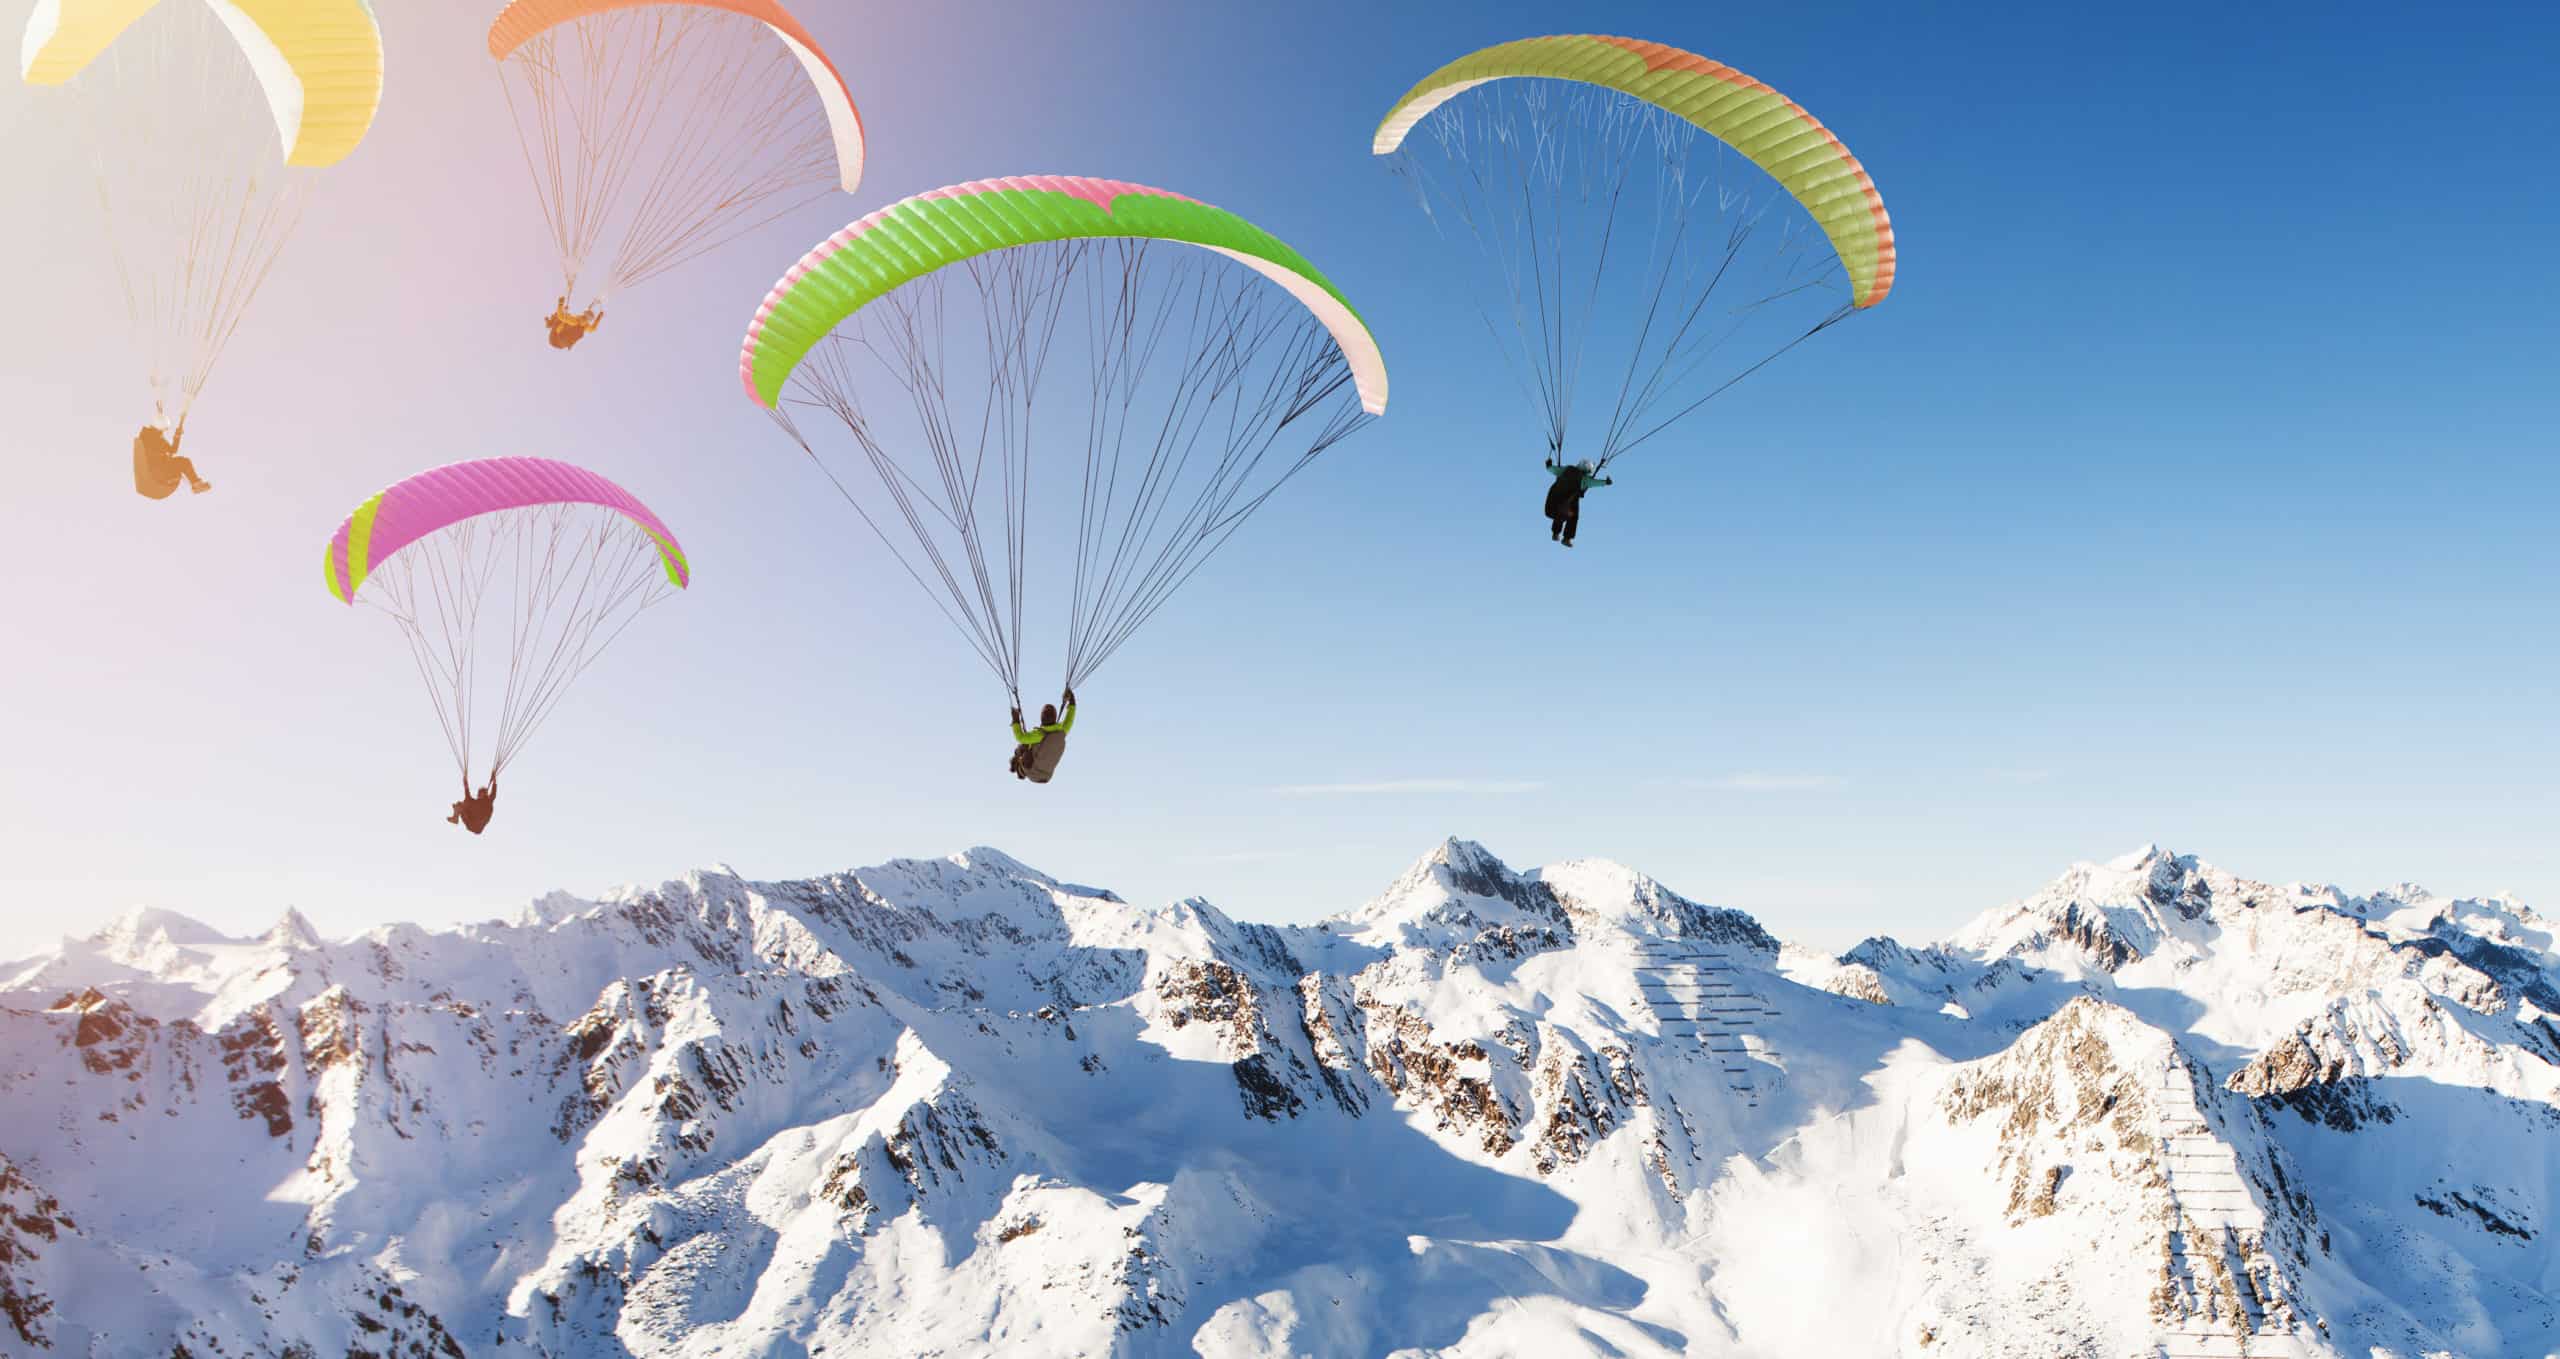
[2,0,2555,962]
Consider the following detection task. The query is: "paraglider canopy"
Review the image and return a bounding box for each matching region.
[325,456,689,603]
[747,174,1386,708]
[1376,35,1896,471]
[325,456,689,804]
[1375,34,1894,309]
[743,175,1386,414]
[487,0,862,192]
[22,0,385,168]
[21,0,385,438]
[488,0,865,322]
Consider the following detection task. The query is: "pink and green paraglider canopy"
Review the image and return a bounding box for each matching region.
[741,174,1388,415]
[324,456,688,603]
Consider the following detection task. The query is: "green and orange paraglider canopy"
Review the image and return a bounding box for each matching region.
[1376,34,1896,468]
[1376,35,1894,310]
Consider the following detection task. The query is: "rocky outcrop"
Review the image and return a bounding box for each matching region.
[217,1005,295,1138]
[1296,976,1372,1116]
[0,1155,75,1349]
[1939,998,2169,1225]
[822,1083,1003,1230]
[1936,999,2317,1341]
[1356,1000,1518,1156]
[51,988,149,1077]
[2223,991,2473,1131]
[1155,960,1325,1120]
[1525,1040,1646,1175]
[1822,962,1893,1006]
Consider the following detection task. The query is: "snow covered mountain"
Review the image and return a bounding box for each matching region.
[2,840,2553,1357]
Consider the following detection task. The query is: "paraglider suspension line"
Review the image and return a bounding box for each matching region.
[775,238,1373,706]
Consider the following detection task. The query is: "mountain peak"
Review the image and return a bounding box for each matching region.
[1533,858,1780,955]
[85,907,232,973]
[1394,837,1528,897]
[951,845,1045,879]
[1949,845,2240,973]
[1324,838,1567,958]
[514,889,595,929]
[261,909,320,951]
[94,905,220,949]
[1424,836,1504,873]
[2104,842,2167,872]
[1352,838,1527,911]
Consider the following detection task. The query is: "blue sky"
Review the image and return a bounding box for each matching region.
[2,0,2554,959]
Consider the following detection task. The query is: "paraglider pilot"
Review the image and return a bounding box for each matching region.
[448,777,497,835]
[545,296,604,350]
[133,416,210,499]
[1543,457,1611,547]
[1009,689,1076,784]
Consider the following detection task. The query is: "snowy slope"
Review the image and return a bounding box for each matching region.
[1,839,2554,1357]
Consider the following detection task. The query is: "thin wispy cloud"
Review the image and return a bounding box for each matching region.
[1178,849,1301,865]
[1271,778,1545,797]
[1669,773,1846,792]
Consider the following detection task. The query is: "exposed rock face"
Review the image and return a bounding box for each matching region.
[218,1005,295,1137]
[824,1068,1005,1229]
[1356,1000,1519,1156]
[0,1155,75,1349]
[338,1273,471,1359]
[1822,961,1893,1006]
[1930,998,2320,1345]
[1295,975,1372,1116]
[1524,1039,1645,1175]
[54,988,149,1077]
[2220,985,2547,1136]
[2232,1006,2406,1097]
[1939,998,2171,1226]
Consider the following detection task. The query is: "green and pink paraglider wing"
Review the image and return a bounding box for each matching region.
[739,174,1388,414]
[323,456,689,603]
[1375,35,1896,309]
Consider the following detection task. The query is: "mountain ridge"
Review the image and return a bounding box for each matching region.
[2,839,2552,1357]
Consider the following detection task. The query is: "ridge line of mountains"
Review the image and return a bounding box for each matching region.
[3,838,2551,1357]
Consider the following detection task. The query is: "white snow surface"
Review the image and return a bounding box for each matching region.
[2,839,2555,1358]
